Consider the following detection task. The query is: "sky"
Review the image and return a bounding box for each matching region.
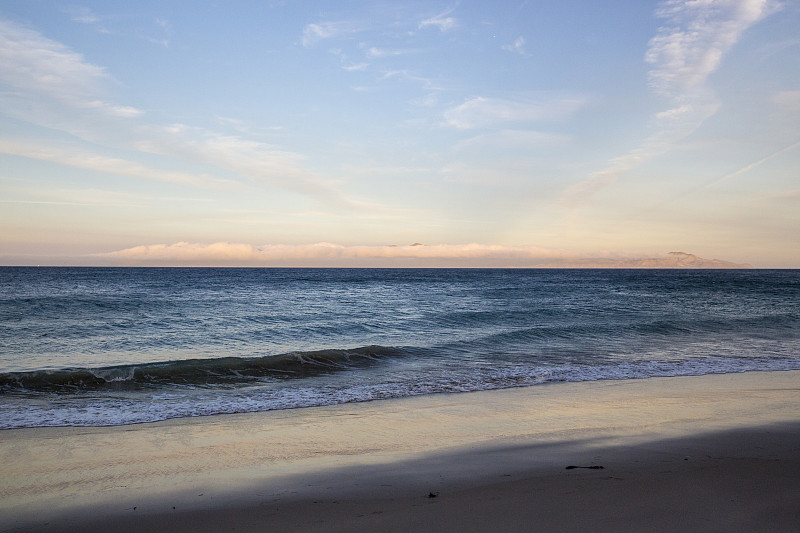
[1,0,798,267]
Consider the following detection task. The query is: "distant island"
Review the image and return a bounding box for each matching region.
[554,252,753,269]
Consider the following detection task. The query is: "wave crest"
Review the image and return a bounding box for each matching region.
[0,345,404,393]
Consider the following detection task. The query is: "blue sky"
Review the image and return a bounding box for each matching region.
[1,0,798,266]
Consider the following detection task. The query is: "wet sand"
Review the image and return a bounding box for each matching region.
[2,370,799,532]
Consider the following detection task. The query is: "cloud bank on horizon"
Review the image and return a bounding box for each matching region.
[103,241,751,269]
[0,1,798,267]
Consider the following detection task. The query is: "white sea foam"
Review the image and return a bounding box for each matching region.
[2,356,799,429]
[90,366,137,382]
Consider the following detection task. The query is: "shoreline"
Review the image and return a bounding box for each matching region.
[2,370,799,531]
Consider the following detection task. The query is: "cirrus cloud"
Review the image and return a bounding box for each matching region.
[0,18,110,105]
[646,0,778,99]
[564,0,779,206]
[0,138,232,188]
[0,18,352,206]
[302,21,363,47]
[502,36,527,55]
[418,8,457,32]
[442,94,587,129]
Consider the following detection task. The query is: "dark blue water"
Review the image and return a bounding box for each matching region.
[1,267,798,429]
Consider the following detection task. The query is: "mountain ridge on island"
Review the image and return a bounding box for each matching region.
[556,251,753,269]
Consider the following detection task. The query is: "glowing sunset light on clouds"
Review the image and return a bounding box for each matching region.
[1,1,798,267]
[105,242,751,269]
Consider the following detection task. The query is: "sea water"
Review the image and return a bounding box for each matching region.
[1,267,798,429]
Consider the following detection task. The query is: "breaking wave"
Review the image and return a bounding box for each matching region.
[0,345,405,393]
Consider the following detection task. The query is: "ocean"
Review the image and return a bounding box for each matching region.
[1,267,798,429]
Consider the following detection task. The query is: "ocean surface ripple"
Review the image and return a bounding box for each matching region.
[1,267,798,428]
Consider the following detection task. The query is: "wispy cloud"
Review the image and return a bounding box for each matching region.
[63,6,101,25]
[330,48,369,71]
[442,94,586,129]
[698,139,800,191]
[502,36,527,55]
[146,17,171,47]
[133,127,354,206]
[0,19,109,104]
[563,98,720,203]
[0,138,232,188]
[342,62,369,71]
[419,8,457,32]
[564,0,779,205]
[0,19,352,206]
[646,0,778,99]
[364,46,413,58]
[301,21,361,47]
[379,70,440,93]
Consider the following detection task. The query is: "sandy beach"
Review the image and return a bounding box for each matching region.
[2,370,799,532]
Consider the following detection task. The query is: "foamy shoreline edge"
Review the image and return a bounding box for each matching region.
[2,370,799,532]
